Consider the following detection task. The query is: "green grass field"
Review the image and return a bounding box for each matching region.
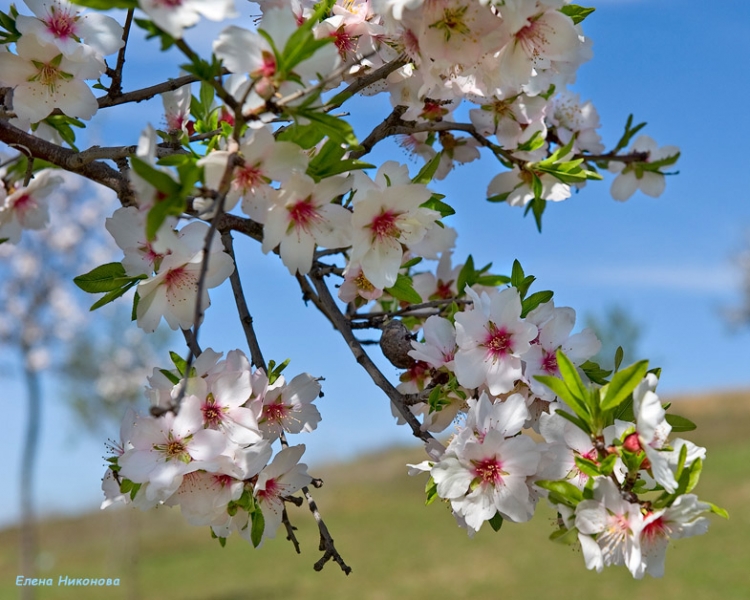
[1,390,749,600]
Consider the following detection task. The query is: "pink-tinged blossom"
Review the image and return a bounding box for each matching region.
[185,370,262,446]
[609,135,680,201]
[129,125,180,211]
[494,8,582,93]
[17,0,124,69]
[117,399,228,502]
[350,161,439,289]
[250,373,322,440]
[575,477,645,577]
[135,222,235,333]
[138,0,237,39]
[408,315,457,371]
[199,127,309,219]
[453,287,537,395]
[255,445,312,540]
[431,427,541,530]
[537,407,601,490]
[162,83,192,134]
[0,35,99,123]
[105,206,178,277]
[0,170,60,244]
[338,263,383,303]
[636,494,710,578]
[524,301,601,401]
[262,173,352,275]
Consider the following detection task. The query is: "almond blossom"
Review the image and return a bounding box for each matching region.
[135,222,235,333]
[349,161,439,289]
[575,477,645,577]
[0,169,61,244]
[262,173,352,275]
[0,34,99,123]
[138,0,237,39]
[609,135,680,201]
[16,0,124,69]
[453,287,538,395]
[254,445,312,540]
[117,399,228,502]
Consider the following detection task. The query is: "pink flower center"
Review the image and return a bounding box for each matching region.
[541,349,558,374]
[213,474,234,489]
[257,477,280,501]
[333,27,358,58]
[420,100,449,121]
[484,324,514,359]
[287,198,320,232]
[435,279,454,299]
[11,193,35,220]
[472,457,505,486]
[516,17,553,63]
[253,51,277,78]
[163,266,199,298]
[45,7,77,39]
[642,515,668,543]
[370,210,400,240]
[154,0,183,7]
[235,164,265,191]
[263,402,289,424]
[201,398,224,428]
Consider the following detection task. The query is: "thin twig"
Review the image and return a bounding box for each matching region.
[303,486,352,575]
[106,9,134,99]
[221,231,267,371]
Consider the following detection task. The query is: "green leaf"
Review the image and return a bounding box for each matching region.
[550,526,579,545]
[550,408,591,435]
[706,502,729,519]
[612,114,647,154]
[421,195,455,218]
[557,350,589,410]
[534,480,584,509]
[131,157,181,195]
[385,274,422,305]
[70,0,138,8]
[425,476,438,506]
[560,5,596,25]
[145,194,186,241]
[456,255,475,295]
[401,256,423,270]
[488,512,504,532]
[534,374,589,422]
[579,360,612,386]
[574,456,601,478]
[664,413,697,432]
[159,369,181,385]
[133,17,175,51]
[600,359,648,412]
[276,123,327,149]
[169,351,188,376]
[614,346,624,371]
[74,262,127,293]
[521,290,553,318]
[291,110,358,147]
[412,153,442,184]
[88,279,140,311]
[250,509,265,548]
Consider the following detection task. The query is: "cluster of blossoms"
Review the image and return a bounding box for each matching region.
[402,296,716,577]
[102,348,322,545]
[0,0,720,580]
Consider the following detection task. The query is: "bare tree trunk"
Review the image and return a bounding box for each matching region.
[19,348,41,600]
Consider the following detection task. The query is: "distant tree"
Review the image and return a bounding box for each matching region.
[585,304,643,371]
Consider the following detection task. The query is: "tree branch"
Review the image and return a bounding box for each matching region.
[0,119,134,205]
[308,266,435,445]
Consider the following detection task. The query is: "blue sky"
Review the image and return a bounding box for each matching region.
[2,0,750,527]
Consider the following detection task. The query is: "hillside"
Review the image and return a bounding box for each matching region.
[1,390,748,600]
